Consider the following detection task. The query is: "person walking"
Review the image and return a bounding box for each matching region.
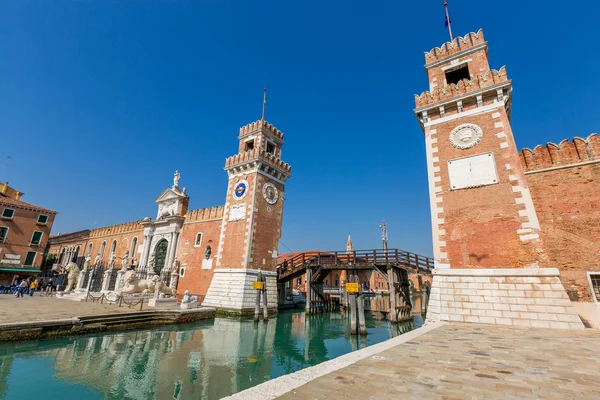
[29,279,39,296]
[45,278,54,294]
[17,280,28,298]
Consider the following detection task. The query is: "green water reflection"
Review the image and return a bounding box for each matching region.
[0,307,421,400]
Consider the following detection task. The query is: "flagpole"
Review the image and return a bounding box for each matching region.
[444,1,453,41]
[261,87,266,123]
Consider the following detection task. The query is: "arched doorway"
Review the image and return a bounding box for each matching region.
[154,239,168,274]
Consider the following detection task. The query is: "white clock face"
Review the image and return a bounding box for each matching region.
[232,180,249,200]
[262,183,279,205]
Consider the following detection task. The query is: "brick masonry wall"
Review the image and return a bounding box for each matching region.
[427,106,542,269]
[427,269,584,329]
[247,174,284,272]
[218,174,257,269]
[524,161,600,301]
[176,217,223,300]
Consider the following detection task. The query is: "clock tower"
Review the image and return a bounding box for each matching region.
[414,30,583,328]
[203,120,291,314]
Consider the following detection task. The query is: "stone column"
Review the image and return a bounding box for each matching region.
[76,270,86,290]
[166,232,177,270]
[101,269,113,292]
[169,271,179,290]
[115,269,126,291]
[140,234,152,270]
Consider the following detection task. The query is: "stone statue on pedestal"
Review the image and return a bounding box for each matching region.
[173,170,180,189]
[108,253,116,269]
[120,250,129,270]
[94,252,101,267]
[58,262,81,293]
[180,290,199,310]
[116,269,177,297]
[83,255,91,271]
[204,245,212,260]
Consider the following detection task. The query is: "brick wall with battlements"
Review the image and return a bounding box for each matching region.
[520,134,600,301]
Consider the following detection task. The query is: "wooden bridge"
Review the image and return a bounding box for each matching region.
[276,249,433,323]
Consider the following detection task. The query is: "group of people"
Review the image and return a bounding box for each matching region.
[9,278,55,297]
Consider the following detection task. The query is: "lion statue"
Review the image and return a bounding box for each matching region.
[55,262,80,292]
[116,270,176,297]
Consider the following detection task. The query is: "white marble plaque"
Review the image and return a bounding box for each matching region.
[229,204,246,222]
[448,152,498,190]
[201,259,213,270]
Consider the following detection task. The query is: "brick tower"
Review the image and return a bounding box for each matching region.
[414,30,583,329]
[203,120,291,314]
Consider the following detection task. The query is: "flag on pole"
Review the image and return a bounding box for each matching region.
[443,0,453,41]
[261,87,267,122]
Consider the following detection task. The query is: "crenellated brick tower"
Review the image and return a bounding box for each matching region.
[414,30,583,329]
[203,120,291,314]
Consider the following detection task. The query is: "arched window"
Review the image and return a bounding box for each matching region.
[86,243,93,256]
[73,246,80,263]
[59,248,65,264]
[130,237,138,258]
[99,241,106,258]
[110,240,117,256]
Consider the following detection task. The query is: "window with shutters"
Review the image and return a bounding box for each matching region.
[31,231,43,246]
[24,252,36,266]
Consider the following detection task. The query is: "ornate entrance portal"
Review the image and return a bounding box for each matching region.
[154,239,168,274]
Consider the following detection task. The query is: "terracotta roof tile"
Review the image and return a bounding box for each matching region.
[0,195,57,214]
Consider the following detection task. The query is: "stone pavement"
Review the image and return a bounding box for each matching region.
[274,324,600,400]
[0,294,150,324]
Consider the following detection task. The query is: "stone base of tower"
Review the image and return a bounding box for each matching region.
[426,268,584,329]
[202,268,278,315]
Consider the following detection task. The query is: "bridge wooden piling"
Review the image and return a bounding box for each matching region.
[349,292,357,333]
[357,286,367,335]
[387,268,398,323]
[305,269,312,315]
[254,271,268,322]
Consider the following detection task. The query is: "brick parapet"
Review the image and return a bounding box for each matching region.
[224,148,292,175]
[414,67,508,108]
[424,29,486,64]
[184,206,225,223]
[520,133,600,172]
[239,120,284,142]
[89,221,144,238]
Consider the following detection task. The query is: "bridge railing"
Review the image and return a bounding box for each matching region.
[277,249,433,280]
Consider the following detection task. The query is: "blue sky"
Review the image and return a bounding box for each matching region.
[0,1,597,257]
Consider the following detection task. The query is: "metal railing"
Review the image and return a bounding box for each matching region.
[85,291,145,311]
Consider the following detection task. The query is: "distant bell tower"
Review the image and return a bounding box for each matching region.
[414,30,583,329]
[203,120,292,314]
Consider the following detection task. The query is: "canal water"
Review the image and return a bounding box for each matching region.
[0,303,423,400]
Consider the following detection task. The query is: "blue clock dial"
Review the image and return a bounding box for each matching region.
[233,180,248,200]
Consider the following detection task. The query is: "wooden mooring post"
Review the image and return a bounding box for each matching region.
[347,274,367,335]
[305,269,312,315]
[387,268,398,323]
[357,284,367,335]
[349,288,357,334]
[254,271,268,322]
